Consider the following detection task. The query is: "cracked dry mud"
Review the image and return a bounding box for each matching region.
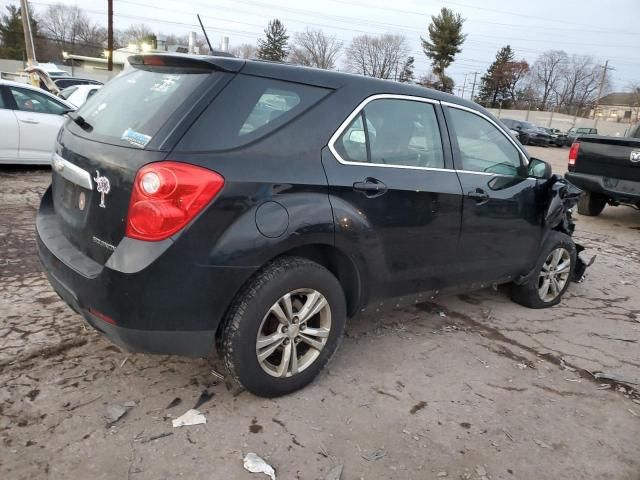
[1,148,639,480]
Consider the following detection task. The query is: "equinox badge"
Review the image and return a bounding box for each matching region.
[93,170,111,208]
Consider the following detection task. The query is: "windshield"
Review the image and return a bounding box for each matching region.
[74,67,212,149]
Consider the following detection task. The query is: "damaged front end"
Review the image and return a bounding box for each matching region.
[542,175,594,281]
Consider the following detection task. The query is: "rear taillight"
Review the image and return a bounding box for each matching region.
[568,142,580,168]
[126,161,224,241]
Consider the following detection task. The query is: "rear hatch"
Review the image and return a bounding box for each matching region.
[51,55,240,265]
[575,136,640,182]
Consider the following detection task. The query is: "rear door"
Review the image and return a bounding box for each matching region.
[6,85,68,163]
[443,103,542,284]
[0,86,19,162]
[323,94,463,298]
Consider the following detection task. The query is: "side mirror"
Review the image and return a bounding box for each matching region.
[528,157,552,179]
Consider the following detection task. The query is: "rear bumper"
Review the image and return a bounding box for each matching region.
[565,172,640,203]
[36,186,256,357]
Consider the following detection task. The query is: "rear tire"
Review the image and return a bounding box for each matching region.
[577,191,607,216]
[511,231,576,309]
[220,256,346,397]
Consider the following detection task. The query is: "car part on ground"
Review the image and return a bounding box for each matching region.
[36,54,588,396]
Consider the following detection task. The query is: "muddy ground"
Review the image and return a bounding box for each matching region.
[1,146,639,480]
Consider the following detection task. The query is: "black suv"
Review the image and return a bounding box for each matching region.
[501,119,551,147]
[37,55,585,397]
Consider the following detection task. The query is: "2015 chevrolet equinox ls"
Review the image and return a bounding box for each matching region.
[37,55,588,397]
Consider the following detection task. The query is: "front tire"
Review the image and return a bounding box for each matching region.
[511,232,576,309]
[220,257,346,397]
[577,191,607,216]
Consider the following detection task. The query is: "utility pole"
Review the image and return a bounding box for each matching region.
[460,73,469,99]
[107,0,114,71]
[19,0,37,85]
[593,60,614,128]
[470,72,480,102]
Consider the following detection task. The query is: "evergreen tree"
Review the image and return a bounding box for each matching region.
[478,46,514,107]
[0,4,39,60]
[478,46,529,108]
[257,19,289,62]
[398,56,415,83]
[421,7,466,93]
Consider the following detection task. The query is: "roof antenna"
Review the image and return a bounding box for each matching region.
[197,14,214,55]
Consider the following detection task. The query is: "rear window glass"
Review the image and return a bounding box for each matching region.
[178,74,330,151]
[74,68,211,148]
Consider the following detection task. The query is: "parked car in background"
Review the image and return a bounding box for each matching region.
[565,124,640,216]
[60,84,102,108]
[0,79,74,164]
[37,54,589,397]
[36,62,70,78]
[540,127,567,147]
[566,127,598,146]
[501,119,551,146]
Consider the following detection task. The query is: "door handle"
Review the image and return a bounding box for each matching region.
[353,178,388,198]
[20,119,39,124]
[467,188,490,205]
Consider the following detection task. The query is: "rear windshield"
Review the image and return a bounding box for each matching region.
[177,74,331,151]
[74,68,212,148]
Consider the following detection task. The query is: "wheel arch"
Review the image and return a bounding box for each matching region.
[214,243,365,341]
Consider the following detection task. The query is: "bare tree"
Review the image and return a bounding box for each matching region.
[344,33,408,79]
[554,55,600,113]
[39,4,106,55]
[529,50,568,109]
[230,43,257,59]
[119,23,155,46]
[289,28,342,69]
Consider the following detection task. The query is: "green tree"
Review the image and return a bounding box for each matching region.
[257,19,289,62]
[0,4,39,60]
[421,7,466,93]
[478,46,514,107]
[398,56,415,83]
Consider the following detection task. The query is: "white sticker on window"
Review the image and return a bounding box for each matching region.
[121,128,152,148]
[150,75,180,93]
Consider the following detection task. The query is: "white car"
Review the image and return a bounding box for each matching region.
[0,79,74,165]
[60,84,102,108]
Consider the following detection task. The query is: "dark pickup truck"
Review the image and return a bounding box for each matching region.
[566,124,640,215]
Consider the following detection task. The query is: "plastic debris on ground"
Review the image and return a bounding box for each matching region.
[171,409,206,428]
[243,452,276,480]
[324,464,343,480]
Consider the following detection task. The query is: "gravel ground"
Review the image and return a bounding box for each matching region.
[1,147,639,480]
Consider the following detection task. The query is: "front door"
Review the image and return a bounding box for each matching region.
[323,95,463,300]
[443,104,543,285]
[7,85,68,163]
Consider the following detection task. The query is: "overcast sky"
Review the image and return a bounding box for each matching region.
[4,0,639,93]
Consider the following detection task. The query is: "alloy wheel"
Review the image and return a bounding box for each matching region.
[538,247,571,302]
[256,289,332,378]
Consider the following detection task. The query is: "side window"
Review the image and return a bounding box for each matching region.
[177,74,330,151]
[334,98,444,169]
[9,87,67,115]
[447,107,522,175]
[240,88,300,136]
[0,88,6,109]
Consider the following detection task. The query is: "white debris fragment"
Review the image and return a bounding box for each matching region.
[171,409,206,428]
[324,464,343,480]
[243,453,276,480]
